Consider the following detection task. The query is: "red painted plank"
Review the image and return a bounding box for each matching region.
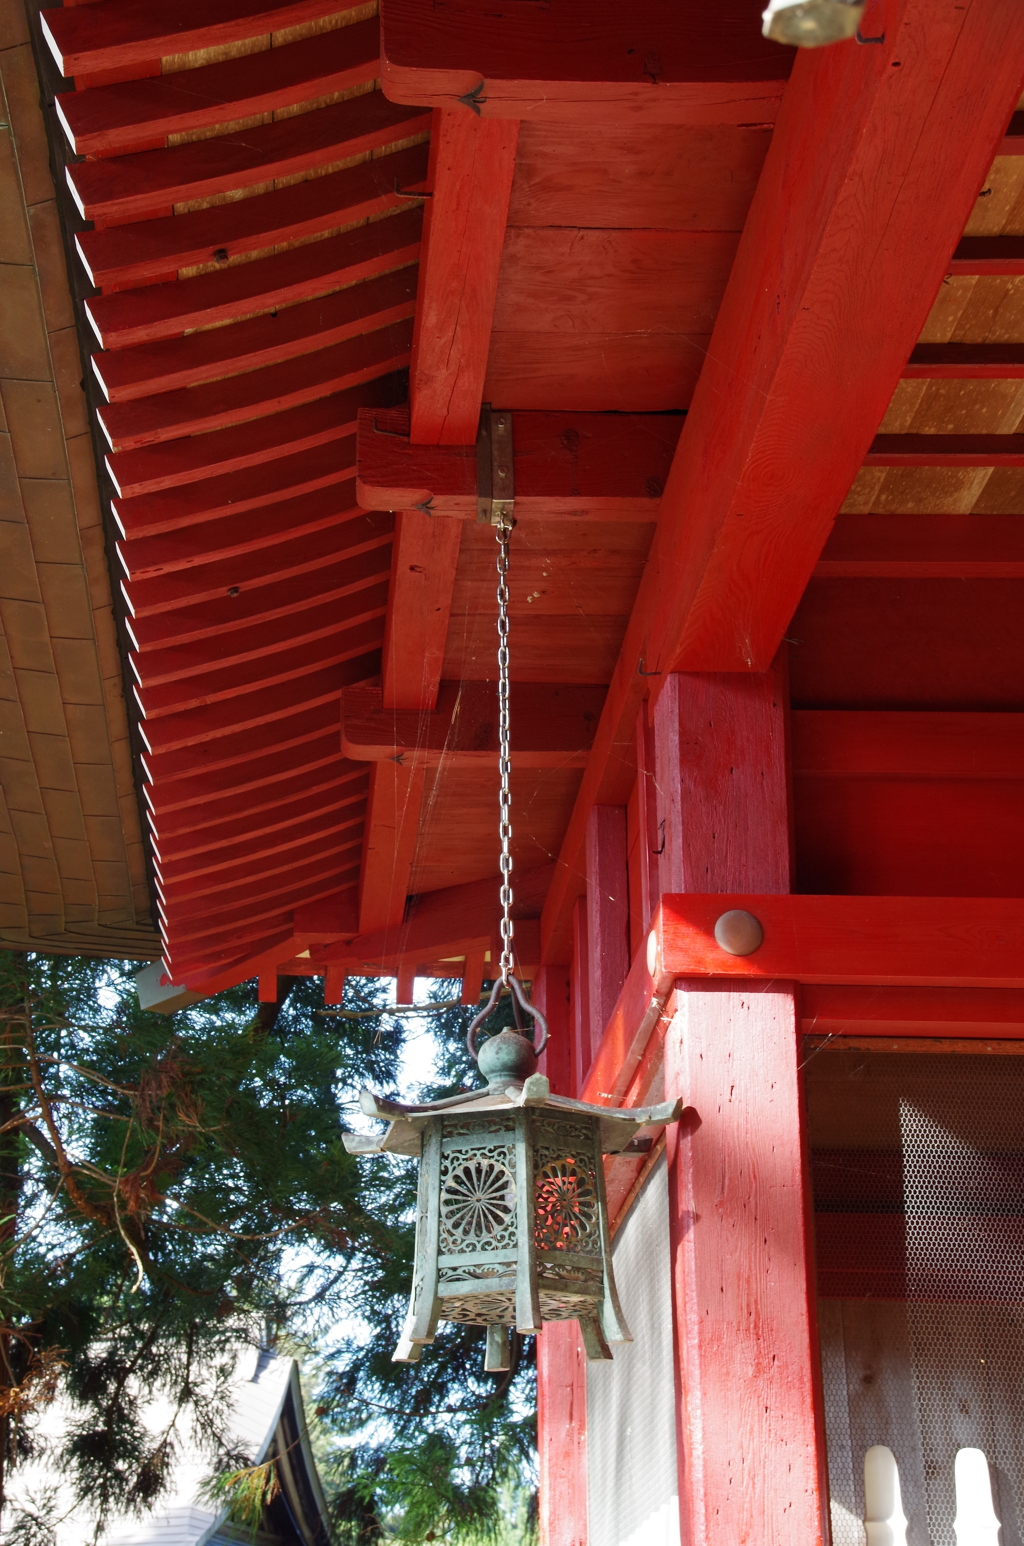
[155,785,367,864]
[144,732,355,815]
[142,698,343,786]
[127,545,391,651]
[158,829,363,901]
[133,589,387,687]
[119,480,363,582]
[77,142,429,290]
[815,512,1024,577]
[102,324,413,461]
[381,510,462,709]
[537,1324,588,1546]
[904,343,1024,378]
[650,894,1024,989]
[800,984,1024,1037]
[410,109,518,444]
[340,680,604,767]
[70,95,431,225]
[111,429,366,540]
[158,807,364,888]
[356,406,679,521]
[129,511,391,617]
[585,806,629,1058]
[379,0,790,123]
[790,709,1024,780]
[865,433,1024,466]
[96,270,418,403]
[540,0,1024,963]
[162,858,362,932]
[151,758,367,836]
[357,762,424,933]
[86,208,422,349]
[949,236,1024,275]
[56,21,379,156]
[42,0,345,78]
[137,633,380,724]
[111,406,359,504]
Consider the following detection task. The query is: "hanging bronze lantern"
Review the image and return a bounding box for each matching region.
[344,976,681,1370]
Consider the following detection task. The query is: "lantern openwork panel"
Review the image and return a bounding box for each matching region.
[344,1039,680,1370]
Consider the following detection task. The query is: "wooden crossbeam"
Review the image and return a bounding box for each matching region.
[410,110,519,444]
[814,512,1024,577]
[541,0,1024,961]
[949,236,1024,275]
[904,343,1024,378]
[648,894,1024,988]
[790,709,1024,779]
[341,681,605,768]
[865,433,1024,465]
[356,407,679,521]
[379,0,791,124]
[314,864,555,968]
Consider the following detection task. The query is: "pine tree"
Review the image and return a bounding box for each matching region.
[0,953,535,1543]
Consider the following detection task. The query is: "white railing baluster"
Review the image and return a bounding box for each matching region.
[954,1448,1002,1546]
[864,1445,909,1546]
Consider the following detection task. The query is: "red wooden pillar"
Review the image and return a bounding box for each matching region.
[570,898,591,1096]
[534,965,588,1546]
[655,664,827,1546]
[585,804,629,1059]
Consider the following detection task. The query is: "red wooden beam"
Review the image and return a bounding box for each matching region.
[648,894,1024,989]
[57,21,379,156]
[814,512,1024,577]
[77,143,428,291]
[585,806,629,1061]
[356,407,679,521]
[86,208,422,350]
[379,0,790,125]
[95,271,418,404]
[904,343,1024,378]
[791,709,1024,779]
[541,0,1024,962]
[70,95,431,227]
[409,110,518,444]
[42,0,344,79]
[948,236,1024,275]
[381,510,462,709]
[341,681,605,768]
[864,433,1024,466]
[800,984,1024,1037]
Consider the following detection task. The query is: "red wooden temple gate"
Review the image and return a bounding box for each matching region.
[10,0,1024,1539]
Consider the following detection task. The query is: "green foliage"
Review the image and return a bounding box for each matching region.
[0,955,535,1543]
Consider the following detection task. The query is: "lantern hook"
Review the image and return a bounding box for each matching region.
[466,975,548,1061]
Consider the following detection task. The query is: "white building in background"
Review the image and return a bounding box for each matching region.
[7,1348,332,1546]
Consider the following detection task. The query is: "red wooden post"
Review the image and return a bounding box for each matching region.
[585,805,629,1059]
[537,1320,589,1546]
[635,702,660,933]
[570,898,590,1097]
[655,663,827,1546]
[534,964,572,1096]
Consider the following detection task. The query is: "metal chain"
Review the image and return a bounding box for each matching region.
[495,510,514,985]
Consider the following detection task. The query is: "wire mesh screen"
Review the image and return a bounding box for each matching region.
[807,1048,1024,1546]
[587,1154,679,1546]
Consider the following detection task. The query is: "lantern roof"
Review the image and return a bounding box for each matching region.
[344,1078,682,1158]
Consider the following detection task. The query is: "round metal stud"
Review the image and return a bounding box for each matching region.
[714,909,764,957]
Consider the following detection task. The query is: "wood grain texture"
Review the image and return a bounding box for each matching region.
[379,0,790,123]
[537,1322,588,1546]
[357,761,425,934]
[382,510,462,710]
[483,330,709,413]
[540,0,1024,962]
[665,981,825,1546]
[341,681,605,767]
[409,109,518,444]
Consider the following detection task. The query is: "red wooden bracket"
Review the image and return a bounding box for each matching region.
[341,680,605,768]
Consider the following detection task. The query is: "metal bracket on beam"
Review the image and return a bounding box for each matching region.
[476,403,514,525]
